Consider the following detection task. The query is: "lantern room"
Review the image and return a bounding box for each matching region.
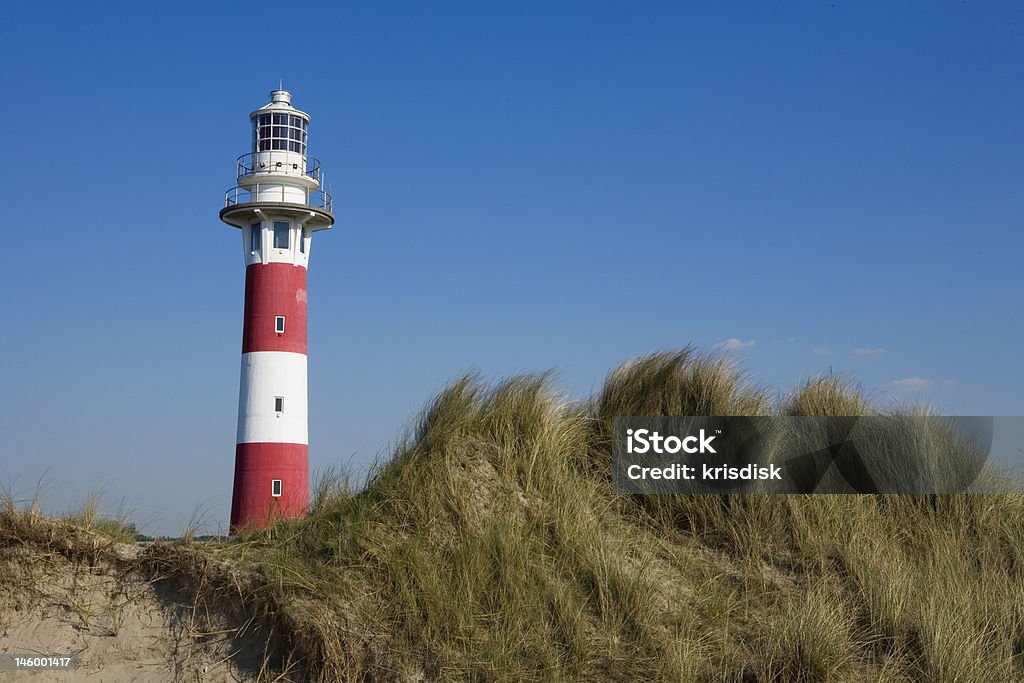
[221,89,334,235]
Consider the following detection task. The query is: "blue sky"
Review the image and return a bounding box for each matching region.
[1,2,1021,535]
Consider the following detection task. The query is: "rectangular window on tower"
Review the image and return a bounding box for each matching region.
[271,480,282,497]
[275,316,286,333]
[275,396,284,414]
[299,230,306,254]
[250,223,261,252]
[274,221,290,249]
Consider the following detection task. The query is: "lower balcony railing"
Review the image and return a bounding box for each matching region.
[224,185,333,212]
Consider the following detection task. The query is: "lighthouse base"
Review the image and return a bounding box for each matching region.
[230,442,309,532]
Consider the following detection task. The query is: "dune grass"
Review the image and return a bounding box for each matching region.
[0,486,141,550]
[3,347,1024,681]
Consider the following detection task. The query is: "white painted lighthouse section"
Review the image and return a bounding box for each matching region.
[242,223,313,267]
[237,351,309,445]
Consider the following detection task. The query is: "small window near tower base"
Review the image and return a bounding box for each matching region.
[271,480,282,497]
[275,396,284,413]
[275,316,286,333]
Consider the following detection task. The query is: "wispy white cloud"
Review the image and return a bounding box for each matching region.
[811,346,831,356]
[853,347,885,356]
[713,338,756,351]
[880,377,934,391]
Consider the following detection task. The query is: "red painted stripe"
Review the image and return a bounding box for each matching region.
[230,442,309,531]
[241,263,308,354]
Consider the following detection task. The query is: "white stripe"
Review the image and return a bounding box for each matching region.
[237,351,308,444]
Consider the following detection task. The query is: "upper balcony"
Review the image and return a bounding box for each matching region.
[236,152,322,184]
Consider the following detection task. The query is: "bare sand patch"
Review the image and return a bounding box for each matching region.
[0,542,273,682]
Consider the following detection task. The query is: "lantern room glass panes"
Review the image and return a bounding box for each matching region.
[253,113,308,153]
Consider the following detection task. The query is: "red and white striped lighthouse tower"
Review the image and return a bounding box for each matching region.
[220,89,334,531]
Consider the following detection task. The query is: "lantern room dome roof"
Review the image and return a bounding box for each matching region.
[250,89,309,121]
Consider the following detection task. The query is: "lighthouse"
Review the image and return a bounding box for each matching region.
[220,89,334,531]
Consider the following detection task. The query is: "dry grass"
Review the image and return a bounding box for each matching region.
[3,347,1023,681]
[783,375,873,417]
